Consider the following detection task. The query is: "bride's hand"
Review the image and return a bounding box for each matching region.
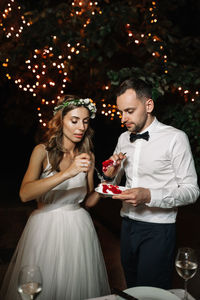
[65,153,91,178]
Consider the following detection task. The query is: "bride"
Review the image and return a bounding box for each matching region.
[0,95,110,300]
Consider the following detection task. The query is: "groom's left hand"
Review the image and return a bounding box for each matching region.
[112,187,151,206]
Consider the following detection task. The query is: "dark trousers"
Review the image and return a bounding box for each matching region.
[120,217,176,289]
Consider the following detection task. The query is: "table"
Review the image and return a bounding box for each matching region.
[87,288,196,299]
[169,289,195,300]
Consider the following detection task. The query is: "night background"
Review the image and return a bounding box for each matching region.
[0,0,200,297]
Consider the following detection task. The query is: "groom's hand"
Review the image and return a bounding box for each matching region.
[112,187,151,206]
[103,152,126,178]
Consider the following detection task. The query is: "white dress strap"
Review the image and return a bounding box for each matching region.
[43,149,51,173]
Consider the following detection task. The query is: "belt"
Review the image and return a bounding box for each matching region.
[36,203,81,213]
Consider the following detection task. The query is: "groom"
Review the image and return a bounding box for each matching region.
[103,77,200,289]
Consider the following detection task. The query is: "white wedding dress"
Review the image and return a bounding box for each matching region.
[0,153,111,300]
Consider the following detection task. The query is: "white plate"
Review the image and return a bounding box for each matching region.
[116,286,180,300]
[95,183,127,197]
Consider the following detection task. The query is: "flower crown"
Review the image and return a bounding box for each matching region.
[53,98,97,119]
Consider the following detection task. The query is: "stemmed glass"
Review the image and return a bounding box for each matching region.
[175,247,198,300]
[17,265,42,300]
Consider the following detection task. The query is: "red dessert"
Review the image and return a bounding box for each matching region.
[102,184,122,194]
[102,159,114,172]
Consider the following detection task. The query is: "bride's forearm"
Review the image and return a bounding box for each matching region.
[19,171,70,202]
[85,191,101,208]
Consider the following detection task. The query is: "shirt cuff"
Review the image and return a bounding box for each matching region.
[145,189,163,207]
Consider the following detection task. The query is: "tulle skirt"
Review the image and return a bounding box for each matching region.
[0,204,110,300]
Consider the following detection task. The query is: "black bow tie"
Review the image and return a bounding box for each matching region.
[130,131,149,143]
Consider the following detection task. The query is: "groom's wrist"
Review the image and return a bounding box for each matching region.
[102,173,114,181]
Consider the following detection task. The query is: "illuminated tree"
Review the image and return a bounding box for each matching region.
[0,0,200,174]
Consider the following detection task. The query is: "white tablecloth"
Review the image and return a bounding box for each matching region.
[88,296,116,300]
[169,289,195,300]
[87,289,196,299]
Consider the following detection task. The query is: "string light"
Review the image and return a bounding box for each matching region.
[1,0,199,128]
[71,1,100,17]
[176,87,200,103]
[0,0,31,39]
[123,0,200,103]
[33,1,101,127]
[1,1,101,127]
[125,0,168,74]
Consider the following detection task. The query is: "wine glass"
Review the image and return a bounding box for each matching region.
[17,265,42,300]
[175,247,198,300]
